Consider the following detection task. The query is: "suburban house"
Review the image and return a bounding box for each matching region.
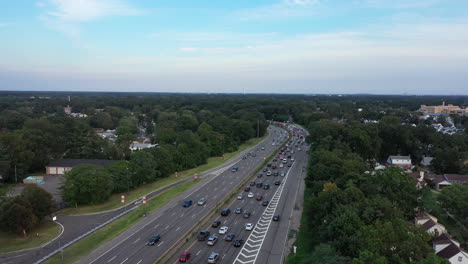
[387,155,412,169]
[46,159,116,175]
[129,136,158,151]
[415,212,468,264]
[420,156,434,167]
[409,172,427,190]
[426,174,468,190]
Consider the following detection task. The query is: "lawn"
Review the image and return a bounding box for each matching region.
[0,221,61,254]
[43,179,199,264]
[59,135,266,215]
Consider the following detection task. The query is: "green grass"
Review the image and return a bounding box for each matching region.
[59,135,266,216]
[0,183,13,197]
[0,221,61,254]
[43,179,199,264]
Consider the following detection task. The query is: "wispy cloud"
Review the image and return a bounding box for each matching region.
[363,0,443,9]
[232,0,322,21]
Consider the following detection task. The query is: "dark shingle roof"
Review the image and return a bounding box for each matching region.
[47,159,116,168]
[421,218,436,230]
[433,233,452,245]
[437,243,462,259]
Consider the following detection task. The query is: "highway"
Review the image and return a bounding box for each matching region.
[172,125,309,264]
[78,125,290,264]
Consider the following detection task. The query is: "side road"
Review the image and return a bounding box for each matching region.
[0,132,272,264]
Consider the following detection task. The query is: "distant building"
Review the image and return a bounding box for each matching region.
[426,173,468,190]
[409,171,427,190]
[414,212,446,236]
[64,105,72,114]
[433,234,468,264]
[421,156,434,167]
[46,159,116,175]
[129,142,158,151]
[387,155,412,169]
[419,102,468,116]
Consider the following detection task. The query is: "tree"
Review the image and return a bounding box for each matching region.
[21,185,55,221]
[438,184,468,219]
[62,164,113,205]
[129,150,160,186]
[106,160,132,193]
[0,196,38,236]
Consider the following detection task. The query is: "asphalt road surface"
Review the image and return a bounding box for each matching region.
[175,126,309,264]
[77,125,289,264]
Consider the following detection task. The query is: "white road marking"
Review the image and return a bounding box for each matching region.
[154,224,160,229]
[176,226,181,232]
[165,225,169,229]
[107,256,116,262]
[136,260,142,264]
[196,250,202,256]
[120,258,128,264]
[132,238,140,244]
[157,241,164,247]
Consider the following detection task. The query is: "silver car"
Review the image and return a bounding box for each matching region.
[198,197,207,206]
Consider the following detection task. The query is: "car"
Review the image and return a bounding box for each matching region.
[275,155,280,158]
[273,159,277,162]
[262,200,269,206]
[287,155,292,158]
[247,192,254,198]
[207,235,218,246]
[250,181,256,186]
[263,168,268,172]
[178,252,191,262]
[273,215,280,221]
[244,186,251,192]
[287,163,292,167]
[257,173,263,178]
[242,156,247,160]
[261,147,265,150]
[252,153,256,157]
[221,208,231,216]
[219,226,229,235]
[280,163,284,168]
[256,195,263,201]
[183,200,192,207]
[233,239,244,247]
[212,220,221,228]
[267,163,272,167]
[298,148,301,151]
[266,171,272,176]
[197,197,207,206]
[291,158,295,161]
[243,211,251,218]
[197,230,210,240]
[280,172,285,177]
[263,184,270,190]
[272,165,277,169]
[237,193,244,200]
[147,234,161,245]
[274,180,281,185]
[273,172,279,176]
[231,167,239,172]
[245,223,254,231]
[207,252,220,263]
[256,182,263,188]
[235,207,243,214]
[225,233,235,241]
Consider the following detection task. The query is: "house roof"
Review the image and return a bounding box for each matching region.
[421,218,437,230]
[47,159,116,168]
[433,233,453,245]
[437,243,463,259]
[444,174,468,183]
[421,157,433,166]
[388,155,411,160]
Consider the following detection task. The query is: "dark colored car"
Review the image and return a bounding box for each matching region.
[267,163,272,167]
[273,215,280,221]
[287,163,292,167]
[262,200,269,206]
[252,153,256,157]
[197,230,210,241]
[256,182,263,188]
[225,233,235,241]
[221,208,231,216]
[263,168,268,172]
[231,167,239,172]
[244,187,251,192]
[243,211,251,218]
[256,195,263,201]
[273,172,279,176]
[272,165,277,169]
[263,184,270,190]
[287,155,292,158]
[242,156,247,160]
[147,234,161,245]
[179,252,191,262]
[183,200,192,207]
[257,173,263,178]
[250,181,256,186]
[212,220,221,228]
[273,159,277,162]
[233,239,244,247]
[274,180,281,185]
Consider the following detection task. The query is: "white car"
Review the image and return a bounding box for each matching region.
[291,158,295,161]
[248,192,254,198]
[245,223,254,231]
[280,163,284,168]
[219,226,229,235]
[237,193,244,200]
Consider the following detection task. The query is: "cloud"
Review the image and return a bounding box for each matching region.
[179,47,199,52]
[362,0,443,9]
[232,0,322,21]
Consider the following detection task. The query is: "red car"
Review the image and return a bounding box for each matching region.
[272,165,277,169]
[179,252,191,262]
[256,195,263,201]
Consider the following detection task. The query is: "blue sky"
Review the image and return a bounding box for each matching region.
[1,0,468,94]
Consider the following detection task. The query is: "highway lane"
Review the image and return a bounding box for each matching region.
[175,127,308,264]
[79,126,289,264]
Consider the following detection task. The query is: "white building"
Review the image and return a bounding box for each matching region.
[387,155,412,169]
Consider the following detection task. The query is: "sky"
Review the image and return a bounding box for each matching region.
[1,0,468,94]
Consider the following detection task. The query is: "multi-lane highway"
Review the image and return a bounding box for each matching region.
[172,125,309,264]
[78,125,292,264]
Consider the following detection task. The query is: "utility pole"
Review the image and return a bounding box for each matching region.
[14,165,17,183]
[257,119,260,138]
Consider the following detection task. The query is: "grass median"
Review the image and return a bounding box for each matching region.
[59,135,267,216]
[43,179,199,264]
[0,221,61,254]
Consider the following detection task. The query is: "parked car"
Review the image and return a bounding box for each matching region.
[147,234,161,245]
[197,197,207,206]
[207,252,219,263]
[178,252,191,262]
[197,230,210,241]
[183,200,192,207]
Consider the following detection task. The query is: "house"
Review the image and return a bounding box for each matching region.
[46,159,116,175]
[387,155,412,169]
[410,172,427,190]
[414,212,446,236]
[426,174,468,190]
[433,234,468,264]
[420,156,433,167]
[129,142,158,151]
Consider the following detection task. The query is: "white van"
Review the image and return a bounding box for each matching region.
[282,158,287,164]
